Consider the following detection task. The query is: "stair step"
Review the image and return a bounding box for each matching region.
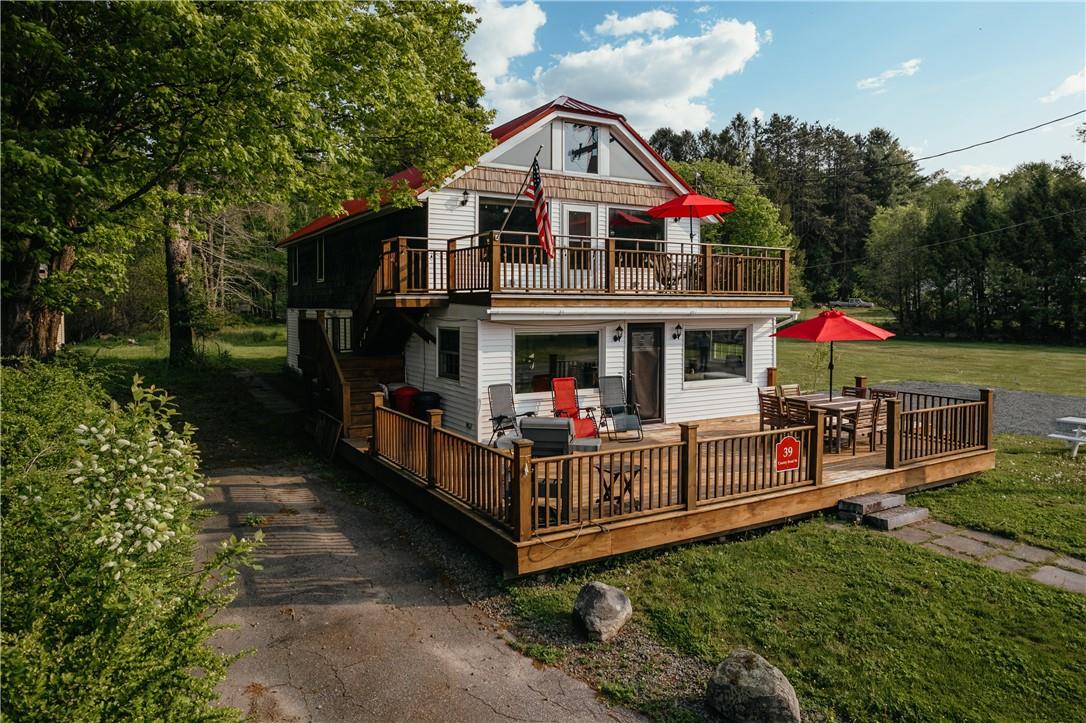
[346,424,373,439]
[863,506,929,531]
[838,493,906,517]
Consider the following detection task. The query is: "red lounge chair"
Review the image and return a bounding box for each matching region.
[551,377,599,439]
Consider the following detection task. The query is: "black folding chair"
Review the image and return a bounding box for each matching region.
[487,383,534,445]
[598,375,644,442]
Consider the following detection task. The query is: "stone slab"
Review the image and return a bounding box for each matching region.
[921,541,972,561]
[886,526,935,544]
[863,505,929,531]
[957,528,1015,549]
[914,519,958,535]
[836,510,863,523]
[1031,566,1086,594]
[929,533,995,558]
[1053,556,1086,574]
[984,555,1032,573]
[838,493,906,516]
[1006,543,1056,564]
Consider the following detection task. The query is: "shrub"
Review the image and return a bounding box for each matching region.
[1,361,259,720]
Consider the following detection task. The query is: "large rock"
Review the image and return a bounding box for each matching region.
[572,582,632,642]
[705,649,801,723]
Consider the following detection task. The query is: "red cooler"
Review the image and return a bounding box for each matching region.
[391,385,420,414]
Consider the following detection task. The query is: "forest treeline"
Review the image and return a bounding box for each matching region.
[650,115,1086,343]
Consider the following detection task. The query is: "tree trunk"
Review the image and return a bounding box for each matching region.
[164,186,196,365]
[1,244,74,359]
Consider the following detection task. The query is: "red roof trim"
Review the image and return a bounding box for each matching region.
[280,96,691,246]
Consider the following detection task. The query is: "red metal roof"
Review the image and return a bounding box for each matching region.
[279,97,691,246]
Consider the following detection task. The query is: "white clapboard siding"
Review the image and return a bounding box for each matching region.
[286,309,300,370]
[427,189,477,249]
[403,304,485,436]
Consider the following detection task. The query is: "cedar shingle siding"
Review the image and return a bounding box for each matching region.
[449,166,676,207]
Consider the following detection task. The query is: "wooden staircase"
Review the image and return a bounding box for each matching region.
[338,355,403,439]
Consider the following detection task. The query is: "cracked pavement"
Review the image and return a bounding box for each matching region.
[202,467,641,722]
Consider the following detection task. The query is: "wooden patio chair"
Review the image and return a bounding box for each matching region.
[598,375,643,442]
[778,383,801,397]
[487,383,535,445]
[784,397,810,427]
[869,387,897,402]
[551,377,599,439]
[758,385,779,397]
[872,397,889,446]
[840,399,877,455]
[842,385,868,398]
[759,390,787,431]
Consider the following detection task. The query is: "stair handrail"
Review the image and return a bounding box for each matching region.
[312,318,351,434]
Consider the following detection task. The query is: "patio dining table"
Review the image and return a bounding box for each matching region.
[785,392,866,453]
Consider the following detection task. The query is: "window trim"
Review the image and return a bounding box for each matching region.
[436,327,461,383]
[680,324,752,388]
[316,237,326,283]
[512,328,602,397]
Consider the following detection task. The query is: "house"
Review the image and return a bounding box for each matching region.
[281,97,792,442]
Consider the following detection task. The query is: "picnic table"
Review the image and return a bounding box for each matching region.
[1049,417,1086,458]
[785,392,868,453]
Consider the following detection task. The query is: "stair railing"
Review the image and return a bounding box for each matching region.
[303,317,351,434]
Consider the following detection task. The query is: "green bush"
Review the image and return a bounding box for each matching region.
[1,361,259,720]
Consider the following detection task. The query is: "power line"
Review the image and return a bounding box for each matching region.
[803,206,1086,272]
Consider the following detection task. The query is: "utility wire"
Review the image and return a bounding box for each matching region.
[803,206,1086,272]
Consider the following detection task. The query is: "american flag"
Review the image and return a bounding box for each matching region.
[524,158,554,259]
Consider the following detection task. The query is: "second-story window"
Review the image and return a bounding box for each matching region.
[316,237,326,283]
[290,247,298,285]
[479,197,544,264]
[564,123,598,174]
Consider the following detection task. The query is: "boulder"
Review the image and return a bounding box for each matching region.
[572,581,632,642]
[705,649,801,723]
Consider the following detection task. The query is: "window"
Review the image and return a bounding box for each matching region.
[316,237,325,283]
[684,329,748,382]
[564,123,598,174]
[515,332,599,394]
[607,208,665,257]
[565,208,594,271]
[479,196,544,264]
[493,124,552,169]
[608,136,656,181]
[437,328,460,381]
[290,248,298,285]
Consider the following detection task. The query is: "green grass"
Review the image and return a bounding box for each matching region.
[912,434,1086,558]
[76,323,287,374]
[777,333,1086,396]
[508,521,1086,722]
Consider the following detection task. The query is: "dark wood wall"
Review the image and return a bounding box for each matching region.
[287,207,426,309]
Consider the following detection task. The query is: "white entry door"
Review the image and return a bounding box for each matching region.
[563,203,599,291]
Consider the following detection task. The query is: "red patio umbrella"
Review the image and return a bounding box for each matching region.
[773,309,895,399]
[646,193,736,242]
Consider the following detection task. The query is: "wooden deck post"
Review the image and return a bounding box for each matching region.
[605,237,616,293]
[979,388,995,450]
[781,248,790,296]
[511,439,533,542]
[680,423,699,510]
[426,408,443,488]
[446,238,457,292]
[854,375,868,390]
[370,391,384,456]
[704,244,714,295]
[808,409,825,485]
[766,367,779,388]
[489,231,502,292]
[396,237,408,294]
[885,397,901,469]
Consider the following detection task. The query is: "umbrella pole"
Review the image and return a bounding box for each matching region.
[828,341,835,400]
[689,207,694,243]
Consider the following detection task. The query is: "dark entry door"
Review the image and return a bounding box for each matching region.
[627,323,664,422]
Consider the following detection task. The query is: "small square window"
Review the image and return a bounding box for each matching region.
[438,328,460,381]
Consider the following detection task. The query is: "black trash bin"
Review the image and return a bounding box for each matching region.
[413,391,442,420]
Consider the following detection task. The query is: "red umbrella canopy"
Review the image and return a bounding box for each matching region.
[773,309,895,342]
[646,192,736,219]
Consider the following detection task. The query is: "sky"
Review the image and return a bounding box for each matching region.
[464,1,1086,180]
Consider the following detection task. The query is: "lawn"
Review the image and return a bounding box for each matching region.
[68,323,308,467]
[507,520,1086,722]
[776,334,1086,396]
[913,434,1086,558]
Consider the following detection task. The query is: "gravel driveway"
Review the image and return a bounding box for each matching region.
[881,382,1085,437]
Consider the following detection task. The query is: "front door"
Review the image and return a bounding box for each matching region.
[627,323,663,422]
[564,204,596,286]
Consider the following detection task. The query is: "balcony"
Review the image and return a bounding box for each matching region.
[377,231,790,306]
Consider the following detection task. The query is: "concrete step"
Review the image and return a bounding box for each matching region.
[863,506,929,531]
[838,493,906,516]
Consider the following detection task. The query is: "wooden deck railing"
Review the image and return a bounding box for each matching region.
[431,426,515,530]
[886,389,994,467]
[372,403,429,479]
[377,231,790,297]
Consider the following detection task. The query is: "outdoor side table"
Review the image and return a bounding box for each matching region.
[593,460,642,513]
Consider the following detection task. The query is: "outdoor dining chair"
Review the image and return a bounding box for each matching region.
[869,387,898,402]
[759,389,787,430]
[842,385,869,398]
[778,383,801,397]
[598,375,643,441]
[551,376,599,439]
[784,397,811,427]
[840,399,877,455]
[487,383,535,445]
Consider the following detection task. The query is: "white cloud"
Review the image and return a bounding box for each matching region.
[486,18,762,132]
[595,9,677,37]
[694,5,711,14]
[751,107,764,122]
[464,0,547,88]
[857,58,922,91]
[948,163,1007,181]
[1039,67,1085,103]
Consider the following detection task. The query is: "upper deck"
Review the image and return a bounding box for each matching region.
[377,231,791,308]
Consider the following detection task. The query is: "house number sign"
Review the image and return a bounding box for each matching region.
[774,435,801,473]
